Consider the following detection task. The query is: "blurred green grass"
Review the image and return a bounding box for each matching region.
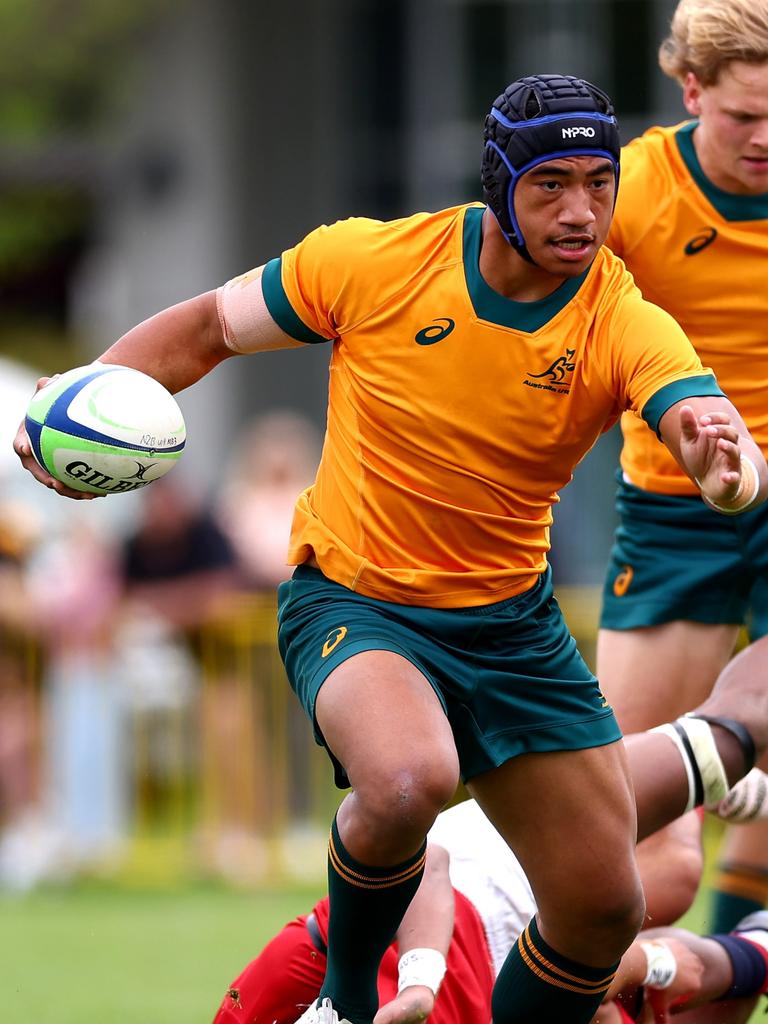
[2,880,323,1024]
[3,820,765,1023]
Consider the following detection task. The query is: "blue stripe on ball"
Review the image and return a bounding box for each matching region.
[44,372,185,454]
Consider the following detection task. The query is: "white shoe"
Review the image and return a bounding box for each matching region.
[294,997,354,1024]
[712,768,768,822]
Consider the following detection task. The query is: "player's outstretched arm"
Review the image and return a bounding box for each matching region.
[625,636,768,841]
[373,844,452,1024]
[13,269,301,498]
[658,396,768,514]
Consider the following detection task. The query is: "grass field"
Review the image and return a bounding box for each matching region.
[3,828,765,1024]
[2,879,323,1024]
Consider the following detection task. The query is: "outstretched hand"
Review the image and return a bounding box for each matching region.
[372,986,435,1024]
[12,376,98,500]
[677,406,741,507]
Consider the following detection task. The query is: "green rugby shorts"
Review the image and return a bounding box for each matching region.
[600,473,768,631]
[277,564,620,787]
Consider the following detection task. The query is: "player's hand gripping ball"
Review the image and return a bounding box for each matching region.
[25,363,186,495]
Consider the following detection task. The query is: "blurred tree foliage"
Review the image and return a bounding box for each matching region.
[0,0,179,362]
[0,0,178,136]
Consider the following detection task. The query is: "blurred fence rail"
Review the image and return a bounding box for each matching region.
[0,586,603,890]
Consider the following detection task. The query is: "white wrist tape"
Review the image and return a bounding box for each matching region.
[397,948,447,995]
[651,717,729,811]
[703,454,760,515]
[641,941,677,989]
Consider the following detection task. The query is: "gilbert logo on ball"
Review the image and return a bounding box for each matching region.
[25,363,186,495]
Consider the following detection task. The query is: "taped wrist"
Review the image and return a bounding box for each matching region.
[397,948,447,995]
[640,940,677,989]
[686,714,756,776]
[702,454,760,515]
[651,716,730,810]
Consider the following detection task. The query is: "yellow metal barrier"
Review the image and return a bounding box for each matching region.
[194,592,338,884]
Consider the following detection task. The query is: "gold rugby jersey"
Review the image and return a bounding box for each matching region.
[260,203,719,606]
[608,122,768,495]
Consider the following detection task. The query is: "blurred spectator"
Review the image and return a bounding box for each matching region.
[31,510,125,877]
[0,501,44,884]
[119,474,239,634]
[115,475,240,842]
[217,410,322,590]
[199,410,323,882]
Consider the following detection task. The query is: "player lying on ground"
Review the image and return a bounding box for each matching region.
[211,640,768,1024]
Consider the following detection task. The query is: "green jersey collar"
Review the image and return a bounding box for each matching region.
[676,121,768,222]
[463,206,589,333]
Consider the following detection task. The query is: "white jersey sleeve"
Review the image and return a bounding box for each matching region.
[428,800,537,976]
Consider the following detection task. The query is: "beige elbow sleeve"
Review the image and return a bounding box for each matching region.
[217,267,294,353]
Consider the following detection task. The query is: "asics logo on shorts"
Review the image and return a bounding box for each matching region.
[684,227,717,256]
[322,626,348,657]
[613,565,634,597]
[415,318,455,345]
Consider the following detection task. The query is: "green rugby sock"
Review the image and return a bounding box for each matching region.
[711,862,768,933]
[491,916,618,1024]
[319,815,427,1024]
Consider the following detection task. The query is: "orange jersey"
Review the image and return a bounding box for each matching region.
[608,122,768,494]
[261,203,719,606]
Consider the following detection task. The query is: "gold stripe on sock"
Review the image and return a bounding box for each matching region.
[517,926,616,995]
[328,832,427,891]
[715,864,768,905]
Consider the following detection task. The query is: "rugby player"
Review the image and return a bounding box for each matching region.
[596,0,768,933]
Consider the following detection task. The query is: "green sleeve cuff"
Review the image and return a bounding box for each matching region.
[261,257,330,345]
[642,373,724,437]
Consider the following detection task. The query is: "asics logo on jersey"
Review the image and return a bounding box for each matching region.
[562,126,595,139]
[415,318,455,345]
[613,565,634,597]
[524,349,576,394]
[322,626,348,658]
[684,227,717,256]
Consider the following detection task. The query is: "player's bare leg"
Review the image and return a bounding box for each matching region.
[469,740,644,1022]
[597,622,738,731]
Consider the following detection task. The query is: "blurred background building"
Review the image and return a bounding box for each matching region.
[0,0,685,886]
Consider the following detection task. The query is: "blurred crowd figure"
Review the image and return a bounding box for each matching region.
[201,410,324,881]
[0,500,46,888]
[0,405,322,891]
[218,409,323,590]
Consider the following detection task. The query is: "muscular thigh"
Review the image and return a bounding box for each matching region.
[467,741,638,927]
[315,649,458,793]
[597,621,739,731]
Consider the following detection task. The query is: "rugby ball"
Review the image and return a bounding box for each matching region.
[25,363,186,495]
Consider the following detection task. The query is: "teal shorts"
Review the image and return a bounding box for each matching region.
[277,564,620,787]
[600,473,768,633]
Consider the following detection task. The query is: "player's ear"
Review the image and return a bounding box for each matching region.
[681,72,703,117]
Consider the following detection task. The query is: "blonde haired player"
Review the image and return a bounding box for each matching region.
[597,0,768,932]
[15,74,768,1024]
